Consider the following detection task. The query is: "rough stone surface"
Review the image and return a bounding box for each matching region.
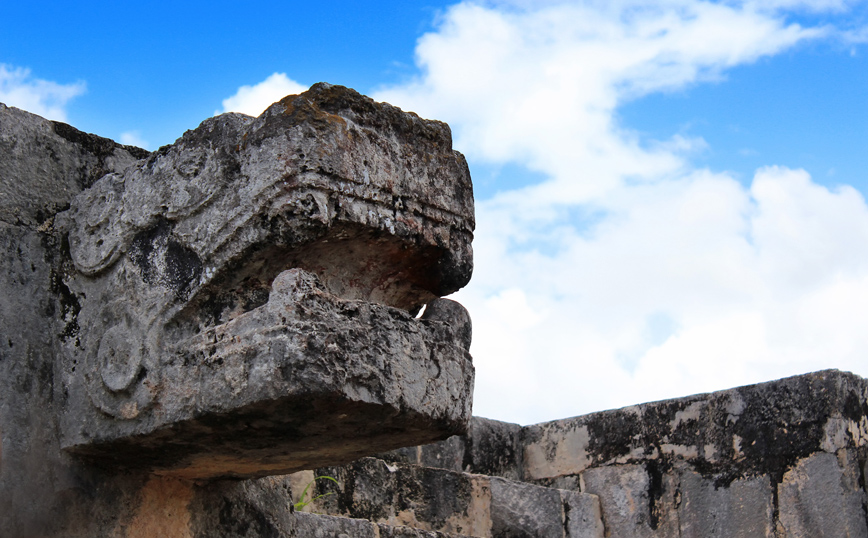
[381,417,523,480]
[675,463,774,538]
[378,524,473,538]
[520,370,868,484]
[66,267,474,478]
[777,451,868,538]
[295,512,474,538]
[560,490,605,538]
[294,456,599,538]
[419,434,467,473]
[465,418,524,481]
[489,477,564,537]
[0,103,147,228]
[295,512,379,537]
[302,457,492,536]
[580,463,678,538]
[380,370,868,537]
[0,84,475,536]
[51,83,475,477]
[187,476,297,538]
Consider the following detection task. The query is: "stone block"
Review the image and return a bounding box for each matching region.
[580,463,679,538]
[419,433,467,473]
[777,451,868,538]
[560,490,604,538]
[392,463,491,536]
[0,103,147,228]
[521,370,868,483]
[377,523,472,537]
[189,476,298,537]
[465,418,523,481]
[306,457,400,522]
[489,477,565,538]
[307,457,491,536]
[295,512,378,538]
[523,421,594,481]
[379,445,424,467]
[399,417,523,478]
[675,465,773,537]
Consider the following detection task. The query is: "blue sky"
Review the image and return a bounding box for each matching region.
[0,1,442,150]
[4,0,868,424]
[621,42,868,192]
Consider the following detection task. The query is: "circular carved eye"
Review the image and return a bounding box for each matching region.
[85,310,154,421]
[97,325,143,393]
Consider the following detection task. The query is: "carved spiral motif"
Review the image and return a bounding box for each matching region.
[85,309,155,420]
[97,325,143,393]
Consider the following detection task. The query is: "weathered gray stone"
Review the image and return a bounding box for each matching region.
[377,523,472,537]
[304,457,492,536]
[465,418,523,481]
[294,456,610,538]
[367,371,868,537]
[384,417,523,480]
[0,84,476,536]
[561,490,605,538]
[675,464,773,538]
[521,370,868,483]
[38,83,475,478]
[777,451,868,538]
[0,103,147,228]
[295,512,474,538]
[64,266,473,478]
[295,512,379,537]
[418,432,467,473]
[189,476,297,537]
[579,463,679,538]
[489,477,565,537]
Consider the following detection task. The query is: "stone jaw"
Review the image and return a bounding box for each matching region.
[63,270,473,479]
[54,83,475,479]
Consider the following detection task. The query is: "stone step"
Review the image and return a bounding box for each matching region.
[295,512,472,537]
[290,458,604,538]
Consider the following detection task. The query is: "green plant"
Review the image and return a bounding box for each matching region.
[293,475,339,512]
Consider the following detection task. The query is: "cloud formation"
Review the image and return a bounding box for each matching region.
[375,1,868,423]
[0,64,85,122]
[220,73,308,116]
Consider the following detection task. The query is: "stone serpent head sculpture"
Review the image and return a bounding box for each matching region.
[52,83,475,478]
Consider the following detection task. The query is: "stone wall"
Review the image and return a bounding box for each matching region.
[362,370,868,537]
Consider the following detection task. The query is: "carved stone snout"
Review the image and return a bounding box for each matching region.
[56,83,476,478]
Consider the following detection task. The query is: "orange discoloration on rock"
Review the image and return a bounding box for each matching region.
[122,477,194,538]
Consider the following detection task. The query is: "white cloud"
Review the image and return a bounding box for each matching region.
[843,25,868,43]
[459,167,868,424]
[119,131,150,150]
[376,1,821,203]
[219,73,308,116]
[374,1,868,424]
[0,64,85,122]
[744,0,852,12]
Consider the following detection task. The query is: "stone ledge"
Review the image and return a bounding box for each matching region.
[63,270,473,479]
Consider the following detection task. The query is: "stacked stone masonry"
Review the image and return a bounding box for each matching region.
[2,84,868,537]
[301,369,866,537]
